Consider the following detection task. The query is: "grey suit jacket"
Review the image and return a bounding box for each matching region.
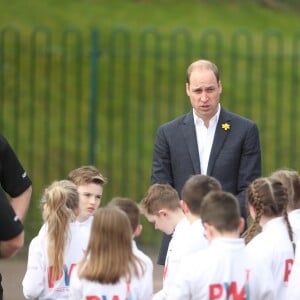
[151,107,262,219]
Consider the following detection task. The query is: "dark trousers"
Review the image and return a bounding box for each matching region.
[157,233,172,265]
[0,273,3,300]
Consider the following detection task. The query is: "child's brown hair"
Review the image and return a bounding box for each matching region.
[140,183,181,216]
[243,177,293,250]
[182,175,222,216]
[200,191,241,233]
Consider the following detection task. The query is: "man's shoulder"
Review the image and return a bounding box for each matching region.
[0,134,9,152]
[223,108,257,126]
[158,112,192,129]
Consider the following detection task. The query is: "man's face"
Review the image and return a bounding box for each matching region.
[77,183,103,221]
[146,210,174,235]
[186,69,222,124]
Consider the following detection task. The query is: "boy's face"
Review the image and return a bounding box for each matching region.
[77,183,103,221]
[146,210,174,235]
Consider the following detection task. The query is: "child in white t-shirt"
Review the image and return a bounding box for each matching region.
[244,177,295,300]
[270,169,300,242]
[168,191,274,300]
[69,207,152,299]
[140,183,195,300]
[23,180,82,299]
[180,174,222,252]
[287,239,300,298]
[67,165,107,250]
[108,197,153,297]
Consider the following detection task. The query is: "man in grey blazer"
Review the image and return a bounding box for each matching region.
[151,59,261,265]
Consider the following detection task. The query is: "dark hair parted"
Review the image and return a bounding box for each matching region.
[182,175,222,216]
[200,191,241,233]
[243,177,294,250]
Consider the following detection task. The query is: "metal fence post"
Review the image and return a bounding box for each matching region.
[89,28,99,165]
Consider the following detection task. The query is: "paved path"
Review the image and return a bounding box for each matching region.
[1,246,163,300]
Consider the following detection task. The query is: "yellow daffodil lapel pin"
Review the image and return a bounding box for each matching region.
[221,123,230,131]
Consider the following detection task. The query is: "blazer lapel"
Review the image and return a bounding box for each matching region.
[181,112,201,174]
[207,108,231,175]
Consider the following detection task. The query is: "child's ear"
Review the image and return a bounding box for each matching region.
[133,224,143,238]
[249,205,256,220]
[158,209,168,217]
[203,222,214,241]
[180,200,189,214]
[74,207,80,217]
[239,218,245,234]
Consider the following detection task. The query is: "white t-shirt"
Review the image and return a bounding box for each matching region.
[132,240,153,298]
[187,218,209,253]
[69,259,152,300]
[154,217,208,300]
[246,217,294,300]
[74,216,93,250]
[23,221,90,299]
[168,238,274,300]
[286,239,300,298]
[288,209,300,242]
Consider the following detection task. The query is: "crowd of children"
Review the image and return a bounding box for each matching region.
[20,166,300,299]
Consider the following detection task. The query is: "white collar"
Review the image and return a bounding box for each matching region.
[193,104,220,127]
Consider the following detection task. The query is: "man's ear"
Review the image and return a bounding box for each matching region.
[180,200,189,214]
[186,83,190,96]
[218,80,222,94]
[133,224,143,238]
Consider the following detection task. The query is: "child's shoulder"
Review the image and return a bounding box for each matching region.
[132,241,153,267]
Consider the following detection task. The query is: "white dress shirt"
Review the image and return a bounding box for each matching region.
[193,105,220,174]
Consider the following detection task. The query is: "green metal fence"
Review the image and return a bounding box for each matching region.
[0,26,299,244]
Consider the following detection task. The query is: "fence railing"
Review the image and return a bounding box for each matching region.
[1,26,299,244]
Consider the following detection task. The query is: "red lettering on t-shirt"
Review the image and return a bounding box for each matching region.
[227,281,246,300]
[68,263,76,278]
[209,282,247,300]
[85,296,120,300]
[209,283,223,300]
[283,258,294,282]
[163,264,168,280]
[47,266,63,288]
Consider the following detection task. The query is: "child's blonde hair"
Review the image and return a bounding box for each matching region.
[67,165,107,187]
[41,180,79,282]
